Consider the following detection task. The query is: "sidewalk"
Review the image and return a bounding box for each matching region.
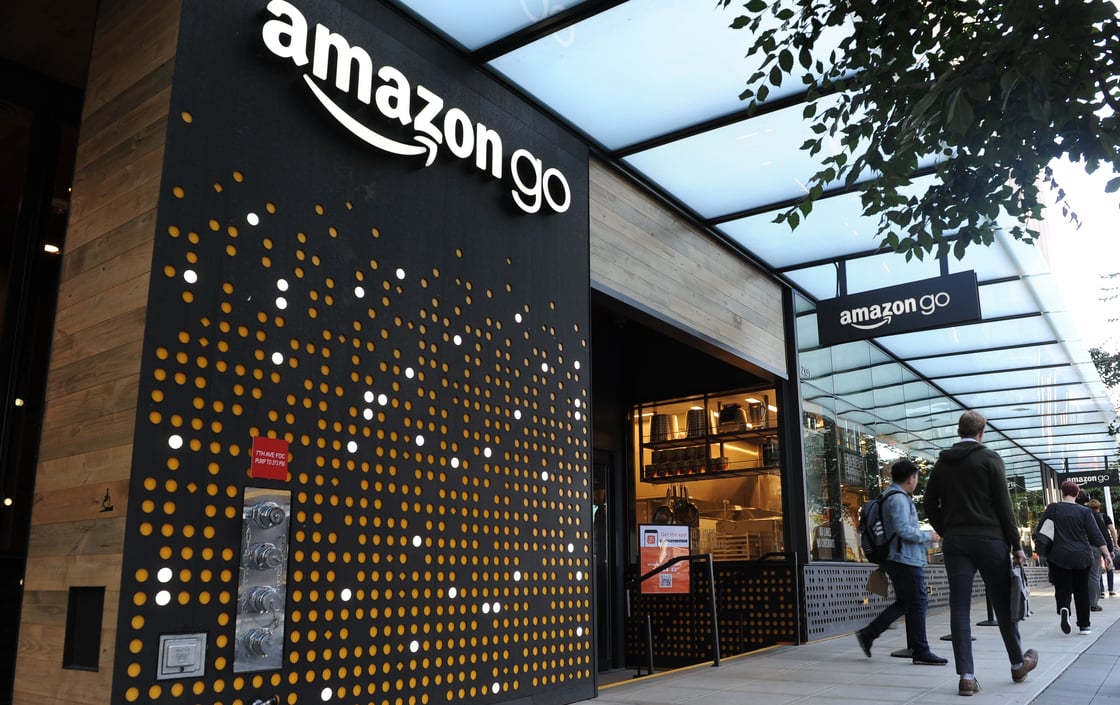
[590,587,1120,705]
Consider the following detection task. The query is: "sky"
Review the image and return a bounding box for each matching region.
[1044,158,1120,352]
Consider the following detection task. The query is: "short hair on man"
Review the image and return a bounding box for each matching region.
[891,459,919,484]
[1060,480,1080,497]
[957,410,986,438]
[1089,499,1102,510]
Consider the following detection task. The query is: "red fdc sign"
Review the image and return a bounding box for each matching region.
[250,436,289,480]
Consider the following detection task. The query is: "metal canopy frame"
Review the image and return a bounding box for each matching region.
[387,0,1118,484]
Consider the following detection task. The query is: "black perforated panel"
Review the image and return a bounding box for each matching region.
[625,561,799,668]
[111,2,592,704]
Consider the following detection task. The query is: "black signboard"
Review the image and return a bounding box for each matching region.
[1007,475,1026,492]
[1058,471,1119,489]
[816,271,982,346]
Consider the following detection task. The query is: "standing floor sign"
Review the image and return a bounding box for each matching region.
[640,525,691,594]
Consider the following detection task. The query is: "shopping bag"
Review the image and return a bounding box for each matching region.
[1034,518,1055,557]
[867,568,890,598]
[1010,561,1030,621]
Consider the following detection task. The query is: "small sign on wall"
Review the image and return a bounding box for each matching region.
[250,436,289,481]
[639,524,691,594]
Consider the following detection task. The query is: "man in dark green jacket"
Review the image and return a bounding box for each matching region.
[925,410,1037,696]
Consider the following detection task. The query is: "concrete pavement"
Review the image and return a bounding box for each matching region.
[589,586,1120,705]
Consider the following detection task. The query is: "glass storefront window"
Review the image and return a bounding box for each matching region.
[631,387,783,561]
[797,295,942,562]
[794,292,1046,563]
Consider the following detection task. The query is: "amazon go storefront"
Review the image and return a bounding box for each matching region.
[19,1,595,704]
[10,1,802,704]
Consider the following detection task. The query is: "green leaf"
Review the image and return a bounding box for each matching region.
[945,89,974,134]
[779,49,793,73]
[745,0,767,12]
[1106,177,1120,193]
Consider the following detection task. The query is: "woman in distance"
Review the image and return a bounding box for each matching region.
[1035,480,1113,635]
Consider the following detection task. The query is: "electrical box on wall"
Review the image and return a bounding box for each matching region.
[234,487,291,672]
[156,633,206,680]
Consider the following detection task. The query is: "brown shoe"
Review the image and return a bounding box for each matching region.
[959,677,981,696]
[1011,648,1038,682]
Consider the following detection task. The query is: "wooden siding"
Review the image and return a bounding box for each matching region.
[12,0,178,702]
[588,159,787,376]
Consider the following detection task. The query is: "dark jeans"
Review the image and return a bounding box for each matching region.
[861,560,931,655]
[1050,564,1091,628]
[942,535,1024,675]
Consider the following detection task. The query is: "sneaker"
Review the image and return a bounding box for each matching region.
[1110,591,1116,596]
[912,651,948,665]
[1060,607,1071,634]
[959,677,981,696]
[1011,648,1038,683]
[1080,627,1092,635]
[1091,605,1104,612]
[855,629,871,658]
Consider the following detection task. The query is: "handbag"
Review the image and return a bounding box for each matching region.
[867,567,890,598]
[1034,517,1055,556]
[1009,560,1030,621]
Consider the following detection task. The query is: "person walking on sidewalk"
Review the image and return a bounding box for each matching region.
[1087,498,1114,609]
[855,460,947,666]
[925,410,1038,697]
[1035,482,1112,635]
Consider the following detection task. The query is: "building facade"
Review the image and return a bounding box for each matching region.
[1,2,1114,705]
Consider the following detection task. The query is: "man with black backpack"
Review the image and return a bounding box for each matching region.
[855,460,947,666]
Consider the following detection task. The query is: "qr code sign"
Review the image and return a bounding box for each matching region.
[659,573,673,588]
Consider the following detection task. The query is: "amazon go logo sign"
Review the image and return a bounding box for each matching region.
[1059,472,1119,489]
[260,0,571,215]
[816,272,982,346]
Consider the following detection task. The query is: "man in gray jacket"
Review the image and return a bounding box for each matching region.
[856,460,947,665]
[925,410,1037,696]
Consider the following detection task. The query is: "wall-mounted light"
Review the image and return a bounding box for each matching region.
[13,398,24,407]
[44,243,61,255]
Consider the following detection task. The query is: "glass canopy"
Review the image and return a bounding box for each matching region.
[388,0,1118,477]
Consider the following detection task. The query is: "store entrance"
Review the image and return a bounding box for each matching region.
[590,294,785,675]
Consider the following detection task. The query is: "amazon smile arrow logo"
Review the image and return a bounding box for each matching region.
[261,0,571,215]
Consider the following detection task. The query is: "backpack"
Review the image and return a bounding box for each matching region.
[859,489,904,563]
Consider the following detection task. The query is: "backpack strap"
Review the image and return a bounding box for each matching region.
[879,488,905,549]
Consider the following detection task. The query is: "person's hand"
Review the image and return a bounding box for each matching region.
[1013,549,1027,566]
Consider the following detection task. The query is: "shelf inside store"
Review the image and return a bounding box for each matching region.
[641,462,778,484]
[643,428,776,450]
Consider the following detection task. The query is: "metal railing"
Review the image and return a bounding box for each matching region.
[626,553,722,675]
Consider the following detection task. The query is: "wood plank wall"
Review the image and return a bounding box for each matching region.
[589,159,787,376]
[13,1,180,703]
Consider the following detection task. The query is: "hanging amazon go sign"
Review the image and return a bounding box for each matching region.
[1058,471,1119,489]
[260,0,571,215]
[816,272,981,346]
